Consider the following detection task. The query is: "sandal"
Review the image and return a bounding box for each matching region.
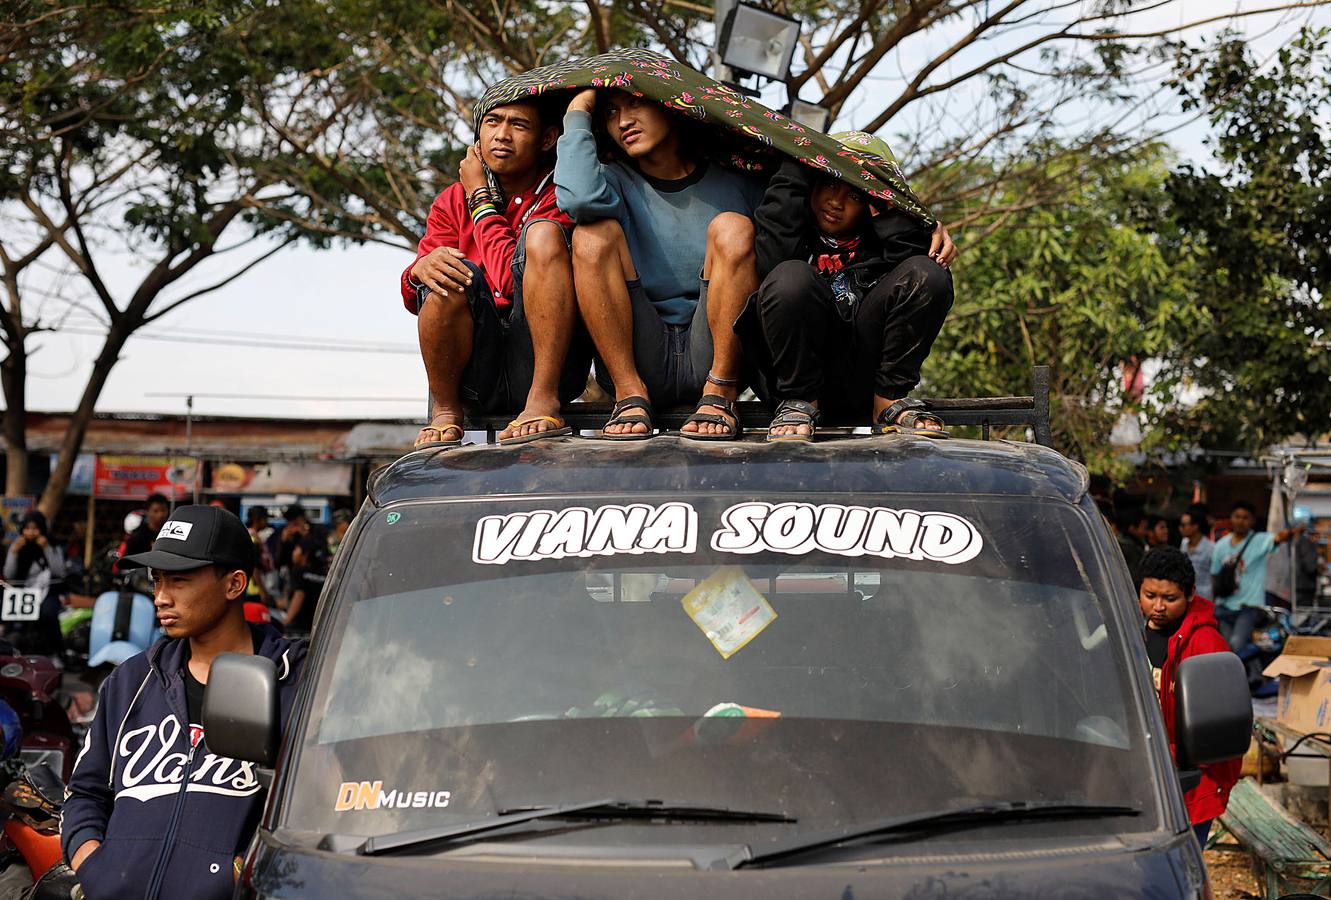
[413,419,465,450]
[680,394,741,441]
[600,395,655,441]
[499,415,573,446]
[872,398,948,438]
[766,399,820,443]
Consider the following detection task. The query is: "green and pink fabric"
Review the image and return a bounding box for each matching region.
[473,48,934,226]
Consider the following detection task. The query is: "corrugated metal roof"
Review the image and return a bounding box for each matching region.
[19,412,414,460]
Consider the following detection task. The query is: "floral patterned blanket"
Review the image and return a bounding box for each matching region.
[474,48,933,225]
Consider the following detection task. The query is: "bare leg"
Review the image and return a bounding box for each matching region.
[571,219,651,436]
[682,212,757,435]
[500,221,577,441]
[416,288,472,444]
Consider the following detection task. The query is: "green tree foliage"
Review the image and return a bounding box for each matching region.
[1162,27,1331,450]
[927,148,1204,478]
[929,28,1331,476]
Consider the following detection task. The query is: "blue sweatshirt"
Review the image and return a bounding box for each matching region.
[62,624,306,900]
[555,109,766,325]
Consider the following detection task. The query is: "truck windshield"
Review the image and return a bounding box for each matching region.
[284,493,1155,850]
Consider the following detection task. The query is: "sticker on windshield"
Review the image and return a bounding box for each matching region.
[473,502,697,565]
[335,781,452,811]
[710,502,983,565]
[681,567,777,659]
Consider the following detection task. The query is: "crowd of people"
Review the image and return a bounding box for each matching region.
[404,88,958,448]
[0,496,353,668]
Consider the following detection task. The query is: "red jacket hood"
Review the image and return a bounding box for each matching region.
[1153,593,1242,825]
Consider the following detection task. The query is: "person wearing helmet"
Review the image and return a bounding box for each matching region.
[738,132,956,442]
[62,505,307,900]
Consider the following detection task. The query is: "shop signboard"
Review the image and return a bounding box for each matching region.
[53,453,97,496]
[0,497,33,543]
[93,455,198,501]
[211,462,350,496]
[240,496,331,526]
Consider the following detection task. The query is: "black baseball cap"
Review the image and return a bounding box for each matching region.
[121,505,257,573]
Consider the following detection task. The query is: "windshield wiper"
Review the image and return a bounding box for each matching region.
[736,801,1140,868]
[359,797,796,856]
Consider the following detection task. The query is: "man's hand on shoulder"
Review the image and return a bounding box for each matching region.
[71,839,101,871]
[411,247,474,297]
[568,88,598,114]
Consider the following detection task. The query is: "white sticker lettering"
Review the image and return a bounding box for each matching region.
[710,502,983,565]
[473,503,698,565]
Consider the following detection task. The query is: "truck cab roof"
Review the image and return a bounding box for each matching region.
[370,434,1091,507]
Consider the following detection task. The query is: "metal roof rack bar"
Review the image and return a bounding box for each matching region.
[462,365,1054,448]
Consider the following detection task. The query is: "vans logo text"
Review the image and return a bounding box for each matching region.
[116,715,260,803]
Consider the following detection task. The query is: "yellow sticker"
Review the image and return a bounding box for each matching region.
[681,567,777,659]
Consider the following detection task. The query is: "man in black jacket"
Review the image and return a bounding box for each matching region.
[738,131,956,442]
[63,505,306,900]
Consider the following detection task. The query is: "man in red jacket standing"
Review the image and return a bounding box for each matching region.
[1139,546,1243,850]
[402,99,592,447]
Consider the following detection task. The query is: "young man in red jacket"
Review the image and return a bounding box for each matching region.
[402,99,592,447]
[1139,546,1243,850]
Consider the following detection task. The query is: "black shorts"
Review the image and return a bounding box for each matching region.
[415,219,593,413]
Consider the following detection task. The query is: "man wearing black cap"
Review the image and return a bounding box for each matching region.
[61,505,307,900]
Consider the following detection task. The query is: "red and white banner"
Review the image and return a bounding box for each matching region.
[93,455,198,501]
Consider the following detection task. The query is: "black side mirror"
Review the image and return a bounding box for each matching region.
[1175,652,1252,769]
[203,653,280,767]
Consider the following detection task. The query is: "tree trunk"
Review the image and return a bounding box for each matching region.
[37,322,131,520]
[1,346,27,497]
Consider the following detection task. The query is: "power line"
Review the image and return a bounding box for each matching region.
[60,327,417,355]
[144,392,421,402]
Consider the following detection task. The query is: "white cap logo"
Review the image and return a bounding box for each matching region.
[158,521,193,541]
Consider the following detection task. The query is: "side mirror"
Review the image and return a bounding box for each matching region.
[203,653,280,767]
[1175,652,1252,769]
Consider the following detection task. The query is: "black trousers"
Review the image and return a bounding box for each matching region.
[748,256,953,413]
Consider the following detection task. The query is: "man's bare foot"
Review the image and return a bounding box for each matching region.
[603,384,653,437]
[499,397,565,441]
[681,383,739,437]
[414,409,465,449]
[873,396,946,434]
[768,399,819,439]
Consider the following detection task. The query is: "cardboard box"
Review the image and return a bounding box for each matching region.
[1264,635,1331,733]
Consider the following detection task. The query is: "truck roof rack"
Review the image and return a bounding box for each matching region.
[462,366,1054,448]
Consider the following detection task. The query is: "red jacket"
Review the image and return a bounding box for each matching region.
[1155,595,1244,824]
[399,173,571,313]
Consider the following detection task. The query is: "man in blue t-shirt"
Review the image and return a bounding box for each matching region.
[1210,500,1302,680]
[555,88,766,440]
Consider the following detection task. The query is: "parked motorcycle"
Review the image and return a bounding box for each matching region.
[0,699,78,897]
[86,572,159,670]
[0,645,74,784]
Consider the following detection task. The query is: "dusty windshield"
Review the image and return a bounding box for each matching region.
[286,494,1153,848]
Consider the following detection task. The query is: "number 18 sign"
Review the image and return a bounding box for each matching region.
[1,584,45,622]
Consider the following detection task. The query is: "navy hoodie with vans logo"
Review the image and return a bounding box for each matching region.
[61,623,306,900]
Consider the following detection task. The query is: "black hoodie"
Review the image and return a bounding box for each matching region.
[62,623,306,900]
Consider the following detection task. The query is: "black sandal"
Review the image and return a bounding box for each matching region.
[600,395,655,441]
[873,398,948,438]
[766,399,820,443]
[680,394,741,441]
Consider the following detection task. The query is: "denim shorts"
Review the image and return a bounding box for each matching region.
[625,276,714,407]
